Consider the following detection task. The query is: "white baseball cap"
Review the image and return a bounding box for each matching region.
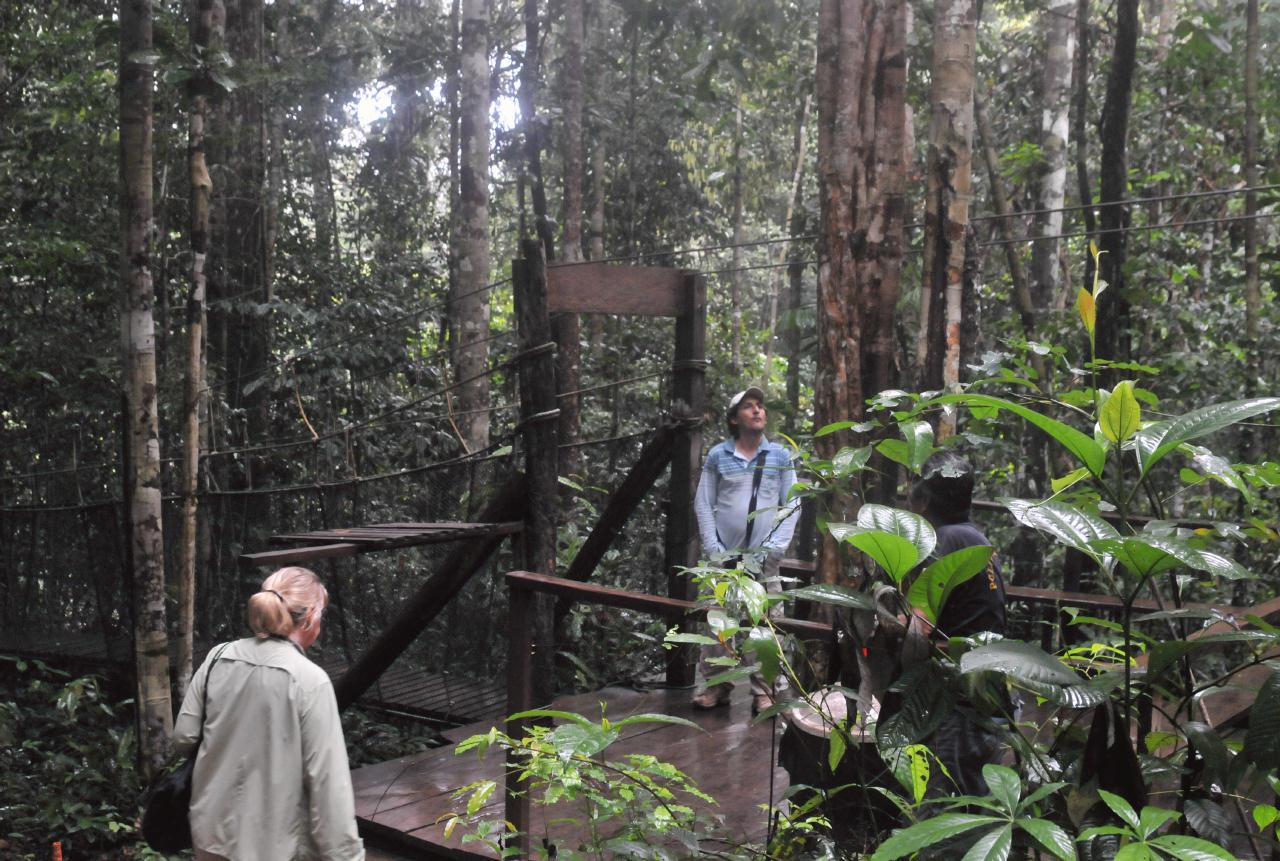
[726,386,766,415]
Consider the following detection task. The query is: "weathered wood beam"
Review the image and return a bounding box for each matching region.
[510,569,832,639]
[514,241,559,708]
[333,473,526,710]
[561,418,683,585]
[664,271,706,687]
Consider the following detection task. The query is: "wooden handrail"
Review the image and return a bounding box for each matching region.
[505,569,833,638]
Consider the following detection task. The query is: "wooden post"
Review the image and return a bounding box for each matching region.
[513,239,559,704]
[664,271,706,687]
[504,576,534,859]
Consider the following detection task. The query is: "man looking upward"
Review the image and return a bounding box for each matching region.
[692,387,800,713]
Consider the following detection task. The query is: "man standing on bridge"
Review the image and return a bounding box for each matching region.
[692,386,800,715]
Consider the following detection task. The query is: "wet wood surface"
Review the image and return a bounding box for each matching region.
[351,684,788,859]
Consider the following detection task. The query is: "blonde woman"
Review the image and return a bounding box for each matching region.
[173,566,365,861]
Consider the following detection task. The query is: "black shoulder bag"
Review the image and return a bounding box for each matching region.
[141,642,230,854]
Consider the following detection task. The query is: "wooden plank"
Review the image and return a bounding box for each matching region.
[241,543,361,567]
[270,522,523,547]
[506,570,832,639]
[546,263,686,316]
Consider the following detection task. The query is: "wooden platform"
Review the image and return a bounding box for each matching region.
[352,684,789,859]
[241,521,523,568]
[0,631,506,725]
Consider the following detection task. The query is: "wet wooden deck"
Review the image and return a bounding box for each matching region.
[352,683,788,859]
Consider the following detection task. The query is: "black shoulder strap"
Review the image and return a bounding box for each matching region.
[741,449,768,549]
[195,642,232,749]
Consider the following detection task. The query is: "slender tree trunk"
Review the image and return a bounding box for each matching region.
[520,0,554,259]
[1243,0,1259,345]
[555,0,584,477]
[120,0,172,778]
[1073,0,1096,298]
[976,95,1034,340]
[177,0,226,703]
[1031,0,1075,310]
[585,0,607,359]
[1094,0,1139,365]
[815,0,910,595]
[768,88,811,383]
[919,0,977,431]
[451,0,492,452]
[730,90,745,376]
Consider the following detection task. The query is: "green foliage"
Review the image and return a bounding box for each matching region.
[870,765,1075,861]
[446,709,713,860]
[0,658,156,860]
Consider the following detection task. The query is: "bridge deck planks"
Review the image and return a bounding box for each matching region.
[351,684,788,859]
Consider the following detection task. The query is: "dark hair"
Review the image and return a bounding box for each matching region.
[909,451,975,524]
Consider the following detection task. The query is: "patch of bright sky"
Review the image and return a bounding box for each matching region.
[343,82,521,147]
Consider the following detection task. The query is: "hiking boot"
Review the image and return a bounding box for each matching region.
[691,684,732,710]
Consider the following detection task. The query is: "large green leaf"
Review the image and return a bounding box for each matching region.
[1133,398,1280,480]
[857,504,937,561]
[1088,538,1182,579]
[901,420,936,473]
[959,640,1081,686]
[1016,677,1110,709]
[1147,834,1238,861]
[845,529,921,584]
[982,764,1022,813]
[783,583,878,611]
[960,823,1013,861]
[1002,498,1118,567]
[937,394,1107,477]
[907,545,995,624]
[869,813,1003,861]
[1018,818,1077,861]
[1100,381,1142,444]
[1090,535,1251,582]
[1244,668,1280,769]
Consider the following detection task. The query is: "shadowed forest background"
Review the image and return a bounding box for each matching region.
[0,0,1277,857]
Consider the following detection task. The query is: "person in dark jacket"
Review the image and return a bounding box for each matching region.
[907,452,1011,802]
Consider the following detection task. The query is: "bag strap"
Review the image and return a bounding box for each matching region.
[740,449,768,550]
[194,642,231,751]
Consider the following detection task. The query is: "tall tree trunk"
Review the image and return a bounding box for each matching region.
[224,0,272,550]
[555,0,584,477]
[120,0,172,778]
[919,0,978,433]
[585,0,607,359]
[451,0,492,453]
[519,0,554,258]
[730,90,745,376]
[1243,0,1259,345]
[1031,0,1075,310]
[1073,0,1096,296]
[768,88,811,384]
[1094,0,1139,365]
[815,0,910,593]
[177,0,226,704]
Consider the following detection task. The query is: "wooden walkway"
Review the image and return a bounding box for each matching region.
[352,684,789,859]
[0,631,506,725]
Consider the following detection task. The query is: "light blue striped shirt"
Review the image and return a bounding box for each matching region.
[695,436,800,557]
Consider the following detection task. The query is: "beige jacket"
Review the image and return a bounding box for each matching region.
[173,637,365,861]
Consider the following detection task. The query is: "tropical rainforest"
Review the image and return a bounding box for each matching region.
[0,0,1277,857]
